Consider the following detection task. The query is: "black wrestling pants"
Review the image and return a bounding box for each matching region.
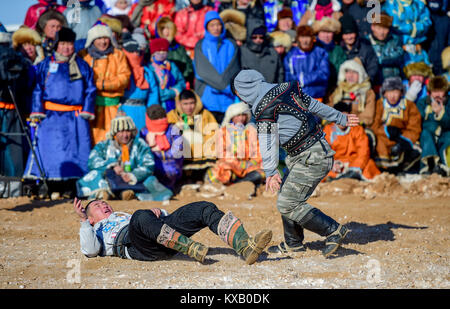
[126,201,224,261]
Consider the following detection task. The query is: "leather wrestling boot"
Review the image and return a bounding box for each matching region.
[301,208,349,258]
[268,216,306,256]
[218,212,272,265]
[156,224,209,263]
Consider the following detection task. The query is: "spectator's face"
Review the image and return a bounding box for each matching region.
[44,19,62,40]
[20,42,36,60]
[237,0,251,7]
[297,35,313,52]
[207,19,222,37]
[93,37,111,52]
[343,0,355,4]
[115,130,133,145]
[161,27,171,41]
[86,200,113,225]
[231,113,248,125]
[371,24,389,41]
[274,45,286,55]
[317,31,334,45]
[278,18,293,32]
[345,69,359,84]
[430,91,446,105]
[190,0,202,4]
[384,89,402,105]
[180,98,196,116]
[115,0,129,10]
[342,32,357,46]
[251,34,265,45]
[409,75,425,84]
[56,41,75,57]
[153,50,168,62]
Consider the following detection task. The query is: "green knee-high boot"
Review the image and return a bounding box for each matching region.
[217,212,272,265]
[156,224,209,263]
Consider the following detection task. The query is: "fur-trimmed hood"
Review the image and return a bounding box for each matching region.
[338,57,368,84]
[427,75,449,93]
[442,46,450,71]
[221,102,251,127]
[269,31,292,51]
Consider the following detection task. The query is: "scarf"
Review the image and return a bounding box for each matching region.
[315,2,333,20]
[123,49,149,90]
[145,116,171,151]
[87,44,114,60]
[151,57,171,89]
[54,52,82,81]
[332,79,372,112]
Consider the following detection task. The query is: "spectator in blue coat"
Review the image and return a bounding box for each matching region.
[284,25,329,101]
[193,10,240,124]
[382,0,432,66]
[23,27,96,197]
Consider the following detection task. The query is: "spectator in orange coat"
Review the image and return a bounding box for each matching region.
[323,102,381,181]
[370,76,422,173]
[79,22,131,145]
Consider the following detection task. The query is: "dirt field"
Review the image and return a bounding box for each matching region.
[0,173,449,290]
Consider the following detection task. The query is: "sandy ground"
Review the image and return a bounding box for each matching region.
[0,173,449,290]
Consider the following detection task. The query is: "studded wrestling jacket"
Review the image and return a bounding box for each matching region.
[253,81,348,177]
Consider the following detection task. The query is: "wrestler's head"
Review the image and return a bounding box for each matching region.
[85,199,113,225]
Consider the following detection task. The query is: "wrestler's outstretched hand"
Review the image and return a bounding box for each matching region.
[266,173,282,194]
[346,114,360,127]
[74,197,88,222]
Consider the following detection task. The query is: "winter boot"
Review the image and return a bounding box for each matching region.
[156,224,209,263]
[218,212,272,265]
[301,208,349,258]
[268,216,305,256]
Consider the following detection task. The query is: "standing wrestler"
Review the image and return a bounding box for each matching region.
[73,198,272,265]
[232,69,360,258]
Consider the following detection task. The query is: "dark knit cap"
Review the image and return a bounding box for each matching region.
[339,14,358,34]
[55,27,76,48]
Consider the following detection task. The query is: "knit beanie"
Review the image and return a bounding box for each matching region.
[85,21,113,48]
[106,114,137,139]
[150,38,169,54]
[339,14,358,34]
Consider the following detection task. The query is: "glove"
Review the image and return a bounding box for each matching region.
[386,126,402,141]
[405,80,422,102]
[390,138,412,160]
[29,112,46,122]
[404,44,416,55]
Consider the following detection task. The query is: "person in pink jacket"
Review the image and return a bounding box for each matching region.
[174,0,213,59]
[24,0,66,30]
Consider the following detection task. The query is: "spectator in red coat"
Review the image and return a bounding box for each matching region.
[24,0,66,30]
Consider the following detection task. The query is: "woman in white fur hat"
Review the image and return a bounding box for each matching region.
[205,102,264,187]
[327,57,376,127]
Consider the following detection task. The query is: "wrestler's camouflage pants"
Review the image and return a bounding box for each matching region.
[278,137,335,223]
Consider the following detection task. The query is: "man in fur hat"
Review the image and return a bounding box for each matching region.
[416,76,450,176]
[367,11,404,82]
[284,25,329,101]
[12,26,45,66]
[76,114,173,201]
[370,76,422,173]
[74,197,272,265]
[403,61,433,104]
[312,16,346,97]
[24,27,96,198]
[269,30,292,61]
